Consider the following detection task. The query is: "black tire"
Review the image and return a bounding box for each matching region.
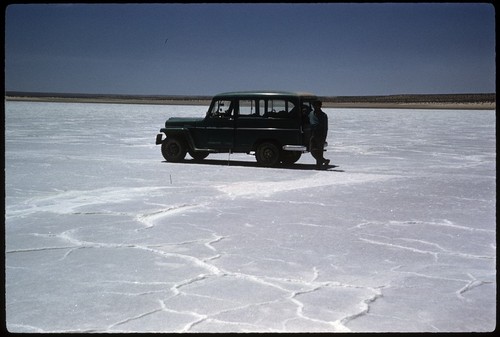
[189,151,209,161]
[161,138,187,162]
[255,142,280,167]
[280,151,301,165]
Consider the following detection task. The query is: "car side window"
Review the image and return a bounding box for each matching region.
[239,99,260,116]
[209,100,234,118]
[263,99,296,118]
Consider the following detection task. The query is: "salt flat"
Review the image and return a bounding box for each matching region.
[4,101,496,332]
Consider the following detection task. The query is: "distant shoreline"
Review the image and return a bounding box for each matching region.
[5,92,496,110]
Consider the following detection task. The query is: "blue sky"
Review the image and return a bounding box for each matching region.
[5,3,496,96]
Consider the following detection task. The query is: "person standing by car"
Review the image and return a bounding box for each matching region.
[309,100,330,169]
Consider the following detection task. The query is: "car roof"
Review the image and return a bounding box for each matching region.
[214,91,317,99]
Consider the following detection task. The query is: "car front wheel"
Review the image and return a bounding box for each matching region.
[161,138,187,162]
[189,151,209,161]
[255,142,280,167]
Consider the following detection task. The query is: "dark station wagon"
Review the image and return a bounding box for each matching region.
[155,91,326,167]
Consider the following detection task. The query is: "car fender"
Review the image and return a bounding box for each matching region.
[160,127,197,151]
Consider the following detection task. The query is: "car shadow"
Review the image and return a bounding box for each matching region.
[162,158,344,172]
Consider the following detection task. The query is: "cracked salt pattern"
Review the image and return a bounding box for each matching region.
[5,102,496,332]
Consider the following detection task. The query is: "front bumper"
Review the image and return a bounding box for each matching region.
[155,134,164,145]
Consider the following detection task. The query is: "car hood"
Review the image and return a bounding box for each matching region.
[164,117,204,128]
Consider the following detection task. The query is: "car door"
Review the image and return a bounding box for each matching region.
[201,99,235,150]
[233,99,264,151]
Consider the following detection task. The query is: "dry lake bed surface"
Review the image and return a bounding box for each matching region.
[5,101,496,332]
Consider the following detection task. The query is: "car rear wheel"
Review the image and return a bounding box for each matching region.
[161,138,187,162]
[256,142,280,167]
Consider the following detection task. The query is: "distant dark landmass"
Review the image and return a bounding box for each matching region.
[5,91,213,102]
[5,91,496,109]
[319,93,496,104]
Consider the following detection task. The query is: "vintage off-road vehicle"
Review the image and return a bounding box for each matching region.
[155,91,326,167]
